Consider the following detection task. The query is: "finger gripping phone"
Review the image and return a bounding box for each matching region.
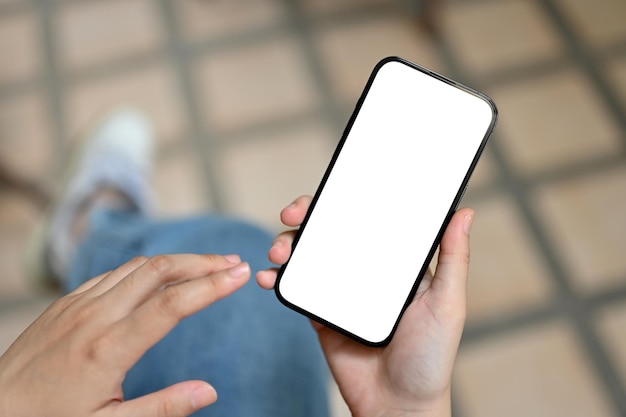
[275,57,498,346]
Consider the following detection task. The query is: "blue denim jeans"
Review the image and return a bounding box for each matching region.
[67,210,329,417]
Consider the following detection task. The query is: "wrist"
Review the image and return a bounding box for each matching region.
[375,389,452,417]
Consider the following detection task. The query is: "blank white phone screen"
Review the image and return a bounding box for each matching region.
[276,58,497,345]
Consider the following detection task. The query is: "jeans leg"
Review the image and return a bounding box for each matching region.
[69,210,329,417]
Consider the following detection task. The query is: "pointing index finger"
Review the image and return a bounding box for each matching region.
[103,262,251,371]
[100,254,241,319]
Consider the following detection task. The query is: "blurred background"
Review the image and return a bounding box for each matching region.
[1,0,625,416]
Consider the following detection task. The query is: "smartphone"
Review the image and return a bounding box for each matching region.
[275,56,498,346]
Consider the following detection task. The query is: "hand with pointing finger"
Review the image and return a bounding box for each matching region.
[0,253,250,417]
[257,196,474,417]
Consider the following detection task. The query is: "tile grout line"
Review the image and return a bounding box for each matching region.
[154,0,226,213]
[607,37,626,57]
[461,303,561,344]
[0,2,62,312]
[58,24,292,89]
[58,52,166,88]
[278,1,427,145]
[277,0,350,144]
[0,1,29,15]
[464,153,626,208]
[0,77,43,99]
[521,152,626,188]
[32,0,66,175]
[473,55,574,88]
[539,0,626,142]
[588,284,626,311]
[0,294,56,316]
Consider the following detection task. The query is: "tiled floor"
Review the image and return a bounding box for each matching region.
[1,0,625,416]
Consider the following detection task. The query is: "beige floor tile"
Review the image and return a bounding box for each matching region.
[57,0,163,72]
[606,56,626,108]
[302,0,389,16]
[0,91,54,184]
[154,148,212,217]
[0,10,41,85]
[314,15,443,104]
[455,320,617,417]
[555,0,626,47]
[195,36,320,133]
[466,194,554,323]
[173,0,286,42]
[65,64,187,147]
[0,295,57,355]
[443,0,564,75]
[491,68,622,176]
[532,165,626,294]
[211,121,335,230]
[595,302,626,389]
[0,191,41,299]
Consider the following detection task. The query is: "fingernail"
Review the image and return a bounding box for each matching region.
[228,262,250,279]
[463,213,474,235]
[191,383,216,410]
[272,240,284,249]
[224,254,240,263]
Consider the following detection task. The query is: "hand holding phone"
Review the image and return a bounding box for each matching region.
[275,57,497,346]
[257,198,475,417]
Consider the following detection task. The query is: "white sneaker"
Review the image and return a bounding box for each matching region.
[29,107,156,286]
